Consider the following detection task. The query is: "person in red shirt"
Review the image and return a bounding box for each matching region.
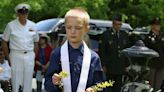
[35,34,52,92]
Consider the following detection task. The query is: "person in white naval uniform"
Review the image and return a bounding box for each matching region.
[2,3,39,92]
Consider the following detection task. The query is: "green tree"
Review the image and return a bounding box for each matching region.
[0,0,109,32]
[107,0,164,29]
[0,0,164,33]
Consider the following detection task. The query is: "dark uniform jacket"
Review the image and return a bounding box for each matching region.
[99,28,130,75]
[144,31,164,68]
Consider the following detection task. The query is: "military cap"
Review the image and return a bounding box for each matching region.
[14,3,31,14]
[150,17,161,25]
[112,13,122,21]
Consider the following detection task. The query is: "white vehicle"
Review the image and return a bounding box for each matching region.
[36,18,133,50]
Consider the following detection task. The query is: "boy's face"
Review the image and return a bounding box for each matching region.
[0,51,5,63]
[65,16,89,44]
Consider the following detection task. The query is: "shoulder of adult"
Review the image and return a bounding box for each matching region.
[8,19,17,25]
[27,19,36,25]
[106,28,113,33]
[4,60,10,65]
[46,44,53,49]
[120,30,128,33]
[45,45,53,53]
[120,30,129,35]
[101,28,112,36]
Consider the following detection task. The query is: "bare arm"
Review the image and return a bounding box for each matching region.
[45,62,50,69]
[35,60,50,71]
[2,40,10,65]
[35,60,42,66]
[34,42,38,55]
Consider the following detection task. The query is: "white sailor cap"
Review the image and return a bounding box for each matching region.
[14,3,31,13]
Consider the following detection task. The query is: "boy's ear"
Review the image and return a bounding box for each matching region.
[85,25,90,32]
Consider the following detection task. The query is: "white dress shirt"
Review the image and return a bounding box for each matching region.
[2,18,39,51]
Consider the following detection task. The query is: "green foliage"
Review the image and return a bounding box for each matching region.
[0,0,164,33]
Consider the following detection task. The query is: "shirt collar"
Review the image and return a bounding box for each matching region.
[112,28,119,33]
[68,42,84,54]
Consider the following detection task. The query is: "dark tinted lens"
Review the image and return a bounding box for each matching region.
[17,9,29,14]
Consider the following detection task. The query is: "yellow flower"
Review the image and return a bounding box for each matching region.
[91,80,115,92]
[59,71,68,78]
[58,71,69,90]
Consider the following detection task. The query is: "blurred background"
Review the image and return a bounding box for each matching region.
[0,0,164,33]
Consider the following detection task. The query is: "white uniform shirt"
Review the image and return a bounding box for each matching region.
[2,18,39,51]
[0,60,11,81]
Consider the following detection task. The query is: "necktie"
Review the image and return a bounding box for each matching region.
[116,31,119,38]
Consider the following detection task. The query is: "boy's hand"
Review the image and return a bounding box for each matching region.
[52,73,61,85]
[85,87,95,92]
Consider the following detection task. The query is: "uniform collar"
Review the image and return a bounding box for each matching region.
[112,28,120,33]
[16,17,28,26]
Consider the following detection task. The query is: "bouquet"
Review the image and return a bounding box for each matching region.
[91,80,115,92]
[58,71,69,89]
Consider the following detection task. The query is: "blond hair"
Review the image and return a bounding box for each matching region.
[64,7,90,25]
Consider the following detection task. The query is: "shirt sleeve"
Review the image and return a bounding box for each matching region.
[30,23,39,42]
[34,31,39,42]
[33,24,39,42]
[2,23,11,42]
[98,31,108,66]
[88,52,106,92]
[44,48,62,92]
[90,51,106,89]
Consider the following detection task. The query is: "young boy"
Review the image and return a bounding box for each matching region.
[44,8,105,92]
